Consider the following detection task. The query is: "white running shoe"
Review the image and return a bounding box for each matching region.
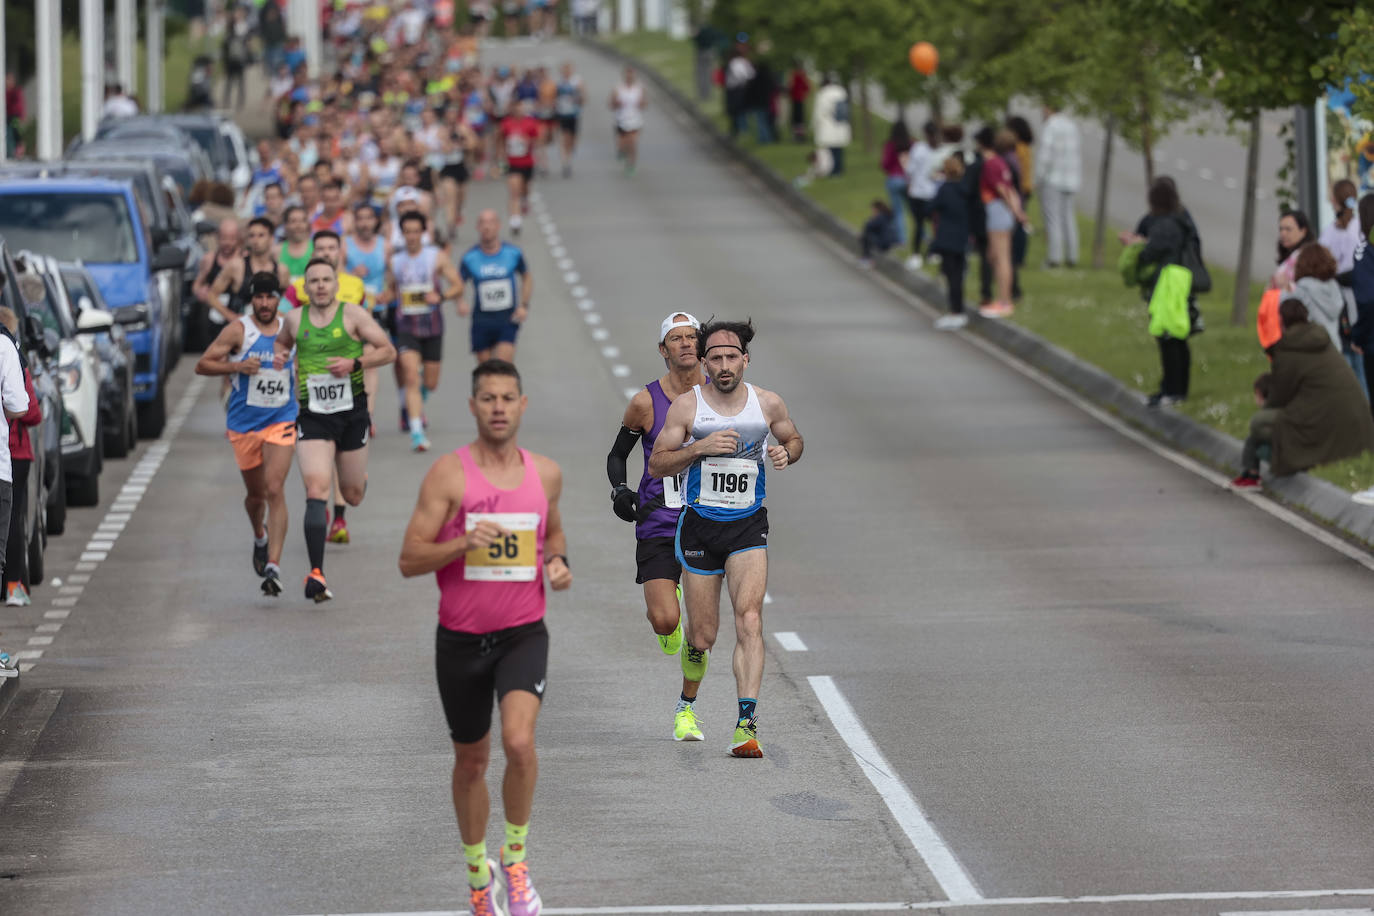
[1352,486,1374,506]
[934,313,969,331]
[904,254,924,271]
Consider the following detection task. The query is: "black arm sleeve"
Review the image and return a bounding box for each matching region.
[607,425,642,488]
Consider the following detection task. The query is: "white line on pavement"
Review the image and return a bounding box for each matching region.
[563,271,580,284]
[571,285,588,298]
[1197,167,1215,180]
[808,675,982,902]
[591,328,610,341]
[1223,176,1238,190]
[611,365,630,378]
[773,631,808,651]
[1220,910,1374,915]
[622,388,638,401]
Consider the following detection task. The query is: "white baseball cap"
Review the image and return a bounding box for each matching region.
[659,312,700,345]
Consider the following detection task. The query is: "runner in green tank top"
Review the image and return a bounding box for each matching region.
[273,257,396,602]
[278,206,315,283]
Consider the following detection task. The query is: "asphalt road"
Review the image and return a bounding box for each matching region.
[1,40,1373,916]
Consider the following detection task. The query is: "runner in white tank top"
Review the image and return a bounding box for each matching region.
[647,319,804,759]
[609,66,647,175]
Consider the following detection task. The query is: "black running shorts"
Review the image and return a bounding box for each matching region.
[440,162,469,184]
[635,536,681,585]
[674,507,768,575]
[396,330,444,362]
[436,619,549,744]
[296,399,370,452]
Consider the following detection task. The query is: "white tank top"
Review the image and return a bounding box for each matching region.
[614,83,644,131]
[683,383,770,521]
[391,245,442,314]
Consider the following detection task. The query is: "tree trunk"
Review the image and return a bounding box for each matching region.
[1139,90,1155,187]
[1232,112,1262,326]
[635,0,646,30]
[1092,118,1116,270]
[610,0,620,32]
[858,70,873,153]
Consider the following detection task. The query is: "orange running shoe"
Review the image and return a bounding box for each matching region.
[304,568,333,603]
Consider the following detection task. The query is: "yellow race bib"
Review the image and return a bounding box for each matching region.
[464,512,540,581]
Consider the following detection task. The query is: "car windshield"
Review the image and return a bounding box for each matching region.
[186,126,226,166]
[0,193,140,264]
[59,269,94,307]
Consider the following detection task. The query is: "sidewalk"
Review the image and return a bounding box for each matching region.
[585,36,1374,552]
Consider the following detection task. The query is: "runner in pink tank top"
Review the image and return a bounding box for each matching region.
[399,359,570,916]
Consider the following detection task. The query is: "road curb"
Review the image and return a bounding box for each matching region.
[582,37,1374,549]
[0,673,18,723]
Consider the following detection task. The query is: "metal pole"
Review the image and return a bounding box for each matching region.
[0,0,7,163]
[116,0,136,93]
[1313,98,1332,231]
[301,0,322,79]
[81,0,105,139]
[147,0,165,113]
[35,0,62,159]
[1292,103,1319,221]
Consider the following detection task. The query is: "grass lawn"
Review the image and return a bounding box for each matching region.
[52,30,207,145]
[608,31,1374,492]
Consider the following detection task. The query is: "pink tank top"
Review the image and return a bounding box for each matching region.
[436,445,548,634]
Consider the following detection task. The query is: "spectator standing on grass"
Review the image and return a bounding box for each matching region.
[1035,102,1081,268]
[259,1,288,82]
[744,52,776,144]
[724,44,755,140]
[857,200,898,269]
[0,291,31,679]
[1231,300,1374,489]
[691,22,722,102]
[4,73,25,158]
[222,5,252,110]
[1120,177,1207,407]
[965,129,993,307]
[1349,194,1374,411]
[787,62,810,143]
[879,122,911,247]
[1270,209,1315,293]
[998,129,1029,301]
[812,75,851,177]
[977,127,1027,319]
[930,155,972,331]
[0,308,39,608]
[101,83,140,119]
[903,121,939,270]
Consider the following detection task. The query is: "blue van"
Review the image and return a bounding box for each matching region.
[0,177,185,436]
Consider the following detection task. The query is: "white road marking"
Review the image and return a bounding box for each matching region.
[51,597,78,607]
[611,365,631,378]
[551,246,567,257]
[26,636,53,646]
[35,624,61,633]
[43,611,70,620]
[578,299,595,311]
[1175,158,1189,170]
[601,346,620,358]
[774,631,808,651]
[563,271,580,284]
[1220,911,1374,915]
[1224,176,1238,189]
[13,650,42,660]
[584,313,602,325]
[285,894,1374,915]
[546,235,562,247]
[1197,167,1215,180]
[763,591,772,604]
[557,257,575,270]
[78,552,107,563]
[808,675,982,902]
[622,388,638,401]
[571,285,588,298]
[58,586,82,594]
[591,328,610,341]
[73,562,97,572]
[67,574,91,583]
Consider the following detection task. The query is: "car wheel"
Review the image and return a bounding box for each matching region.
[28,520,44,586]
[137,385,167,439]
[105,410,129,459]
[126,401,138,451]
[45,461,65,537]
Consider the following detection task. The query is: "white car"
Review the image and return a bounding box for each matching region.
[19,253,111,507]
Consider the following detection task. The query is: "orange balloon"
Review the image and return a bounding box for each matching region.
[909,41,938,76]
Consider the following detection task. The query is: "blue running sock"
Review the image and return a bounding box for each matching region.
[738,698,757,721]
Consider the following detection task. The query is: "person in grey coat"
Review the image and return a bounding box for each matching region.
[1288,242,1350,350]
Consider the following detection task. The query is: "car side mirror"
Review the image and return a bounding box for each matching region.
[78,296,95,313]
[152,244,187,271]
[77,308,114,333]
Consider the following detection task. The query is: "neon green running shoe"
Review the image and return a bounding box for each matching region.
[681,645,709,681]
[674,704,705,741]
[657,618,684,656]
[729,716,763,758]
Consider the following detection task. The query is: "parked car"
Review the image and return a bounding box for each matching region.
[1,235,61,578]
[153,113,240,189]
[58,262,137,458]
[20,253,114,506]
[68,138,215,200]
[0,177,186,437]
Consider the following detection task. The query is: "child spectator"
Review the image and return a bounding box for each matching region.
[930,155,972,330]
[858,200,898,269]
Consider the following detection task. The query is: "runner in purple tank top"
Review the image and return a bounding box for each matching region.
[606,312,710,742]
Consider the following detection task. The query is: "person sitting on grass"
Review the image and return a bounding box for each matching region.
[857,200,898,269]
[1231,299,1374,489]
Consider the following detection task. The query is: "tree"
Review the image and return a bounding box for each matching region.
[1318,7,1374,124]
[1140,0,1360,325]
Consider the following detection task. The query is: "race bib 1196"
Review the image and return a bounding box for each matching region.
[698,457,757,509]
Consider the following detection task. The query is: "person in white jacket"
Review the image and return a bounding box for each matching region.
[1034,103,1081,267]
[811,76,852,176]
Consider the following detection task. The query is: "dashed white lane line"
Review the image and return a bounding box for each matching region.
[611,365,631,378]
[578,299,595,311]
[16,375,207,673]
[774,631,808,652]
[563,271,580,284]
[809,675,982,902]
[571,285,588,298]
[1197,167,1215,180]
[591,328,610,341]
[1223,176,1238,190]
[584,313,602,324]
[621,388,638,401]
[601,346,620,358]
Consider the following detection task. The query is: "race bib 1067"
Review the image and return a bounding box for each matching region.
[306,373,354,415]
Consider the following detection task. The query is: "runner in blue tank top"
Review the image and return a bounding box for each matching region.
[648,319,804,758]
[459,209,532,363]
[606,313,710,742]
[193,272,299,597]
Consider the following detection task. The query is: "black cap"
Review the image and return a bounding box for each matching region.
[248,272,281,297]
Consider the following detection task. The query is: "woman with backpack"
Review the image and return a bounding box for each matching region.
[1120,177,1208,407]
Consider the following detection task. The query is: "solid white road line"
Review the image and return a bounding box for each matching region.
[808,675,982,902]
[773,631,807,651]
